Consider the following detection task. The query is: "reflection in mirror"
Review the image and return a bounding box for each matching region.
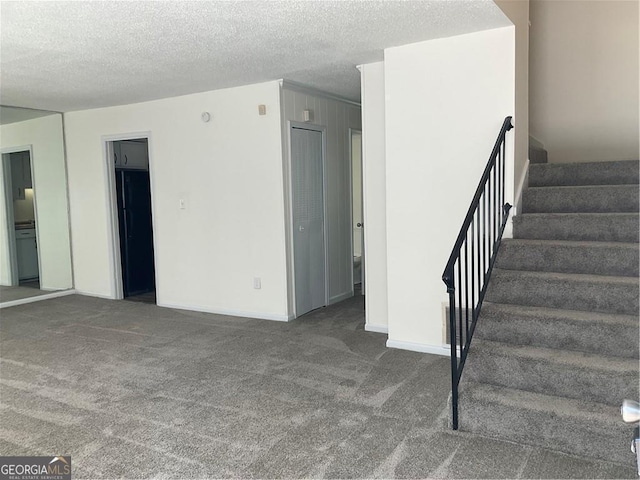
[0,106,73,306]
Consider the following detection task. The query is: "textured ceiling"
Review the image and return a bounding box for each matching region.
[0,1,510,112]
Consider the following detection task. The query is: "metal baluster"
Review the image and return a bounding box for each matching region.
[501,138,506,221]
[486,176,491,280]
[458,256,463,353]
[471,217,476,326]
[448,283,458,429]
[488,165,492,253]
[492,162,497,255]
[497,145,502,225]
[464,237,469,338]
[476,208,480,305]
[482,188,487,282]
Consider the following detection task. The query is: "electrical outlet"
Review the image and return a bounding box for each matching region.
[253,277,261,289]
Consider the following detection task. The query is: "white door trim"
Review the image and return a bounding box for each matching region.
[349,128,363,295]
[348,129,355,295]
[287,121,328,318]
[102,132,157,300]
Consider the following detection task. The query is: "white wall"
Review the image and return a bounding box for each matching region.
[359,62,389,333]
[530,0,639,163]
[495,0,530,211]
[384,27,515,351]
[0,114,73,290]
[280,85,362,311]
[64,81,290,320]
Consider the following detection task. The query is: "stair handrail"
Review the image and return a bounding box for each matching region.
[442,116,513,430]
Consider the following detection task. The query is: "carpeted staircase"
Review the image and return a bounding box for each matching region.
[458,160,640,465]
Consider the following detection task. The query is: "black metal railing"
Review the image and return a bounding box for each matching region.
[442,116,513,430]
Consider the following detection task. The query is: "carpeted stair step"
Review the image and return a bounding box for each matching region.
[458,382,636,466]
[485,269,639,315]
[464,340,638,406]
[529,160,639,187]
[475,302,639,359]
[513,213,639,242]
[496,239,639,277]
[522,184,639,213]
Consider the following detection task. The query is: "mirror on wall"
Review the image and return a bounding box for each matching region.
[0,106,73,305]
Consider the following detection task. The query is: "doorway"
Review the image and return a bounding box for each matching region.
[108,138,156,304]
[290,125,327,317]
[1,149,40,288]
[350,129,364,294]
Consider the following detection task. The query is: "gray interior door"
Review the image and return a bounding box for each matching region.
[291,127,326,317]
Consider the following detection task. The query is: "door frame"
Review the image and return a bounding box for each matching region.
[287,121,329,318]
[348,128,364,295]
[102,132,157,300]
[1,145,39,286]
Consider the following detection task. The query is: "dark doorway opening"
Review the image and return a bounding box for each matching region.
[112,139,156,303]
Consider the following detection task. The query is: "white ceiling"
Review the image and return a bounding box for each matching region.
[0,1,510,112]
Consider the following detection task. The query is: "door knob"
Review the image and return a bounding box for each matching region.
[299,226,304,231]
[357,223,363,227]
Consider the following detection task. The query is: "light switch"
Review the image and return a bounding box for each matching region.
[253,277,262,289]
[179,199,186,210]
[258,104,266,115]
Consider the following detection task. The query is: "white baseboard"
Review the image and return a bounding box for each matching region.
[75,290,117,300]
[503,217,514,239]
[0,289,76,309]
[39,285,72,292]
[329,291,353,305]
[156,301,291,322]
[365,323,388,334]
[503,158,530,239]
[514,158,530,216]
[386,339,450,357]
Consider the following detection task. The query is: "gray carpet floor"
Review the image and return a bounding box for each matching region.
[0,294,635,479]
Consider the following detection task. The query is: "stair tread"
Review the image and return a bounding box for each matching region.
[530,159,639,166]
[493,268,640,285]
[481,302,639,327]
[459,382,635,465]
[517,212,639,218]
[461,382,623,424]
[522,184,639,213]
[531,160,639,168]
[526,184,640,191]
[488,269,639,315]
[501,238,640,249]
[513,212,639,242]
[471,339,639,373]
[497,239,639,277]
[529,160,640,187]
